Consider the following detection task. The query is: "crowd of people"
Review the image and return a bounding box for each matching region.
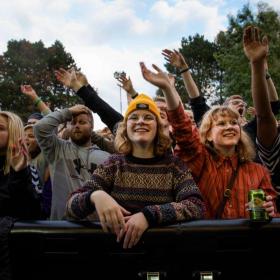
[0,26,279,249]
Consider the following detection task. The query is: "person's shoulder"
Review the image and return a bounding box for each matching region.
[89,145,111,154]
[108,153,125,162]
[101,153,126,166]
[244,160,270,172]
[165,153,190,170]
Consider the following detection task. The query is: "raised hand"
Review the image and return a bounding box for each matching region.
[55,67,80,89]
[68,104,91,116]
[162,49,188,69]
[116,74,136,95]
[140,62,172,91]
[10,138,29,171]
[20,85,38,100]
[243,26,268,63]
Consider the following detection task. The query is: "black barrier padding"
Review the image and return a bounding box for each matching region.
[9,219,280,280]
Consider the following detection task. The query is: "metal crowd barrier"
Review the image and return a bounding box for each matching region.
[9,218,280,280]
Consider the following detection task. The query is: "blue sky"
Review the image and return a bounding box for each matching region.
[0,0,279,129]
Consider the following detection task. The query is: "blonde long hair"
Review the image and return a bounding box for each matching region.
[199,106,255,162]
[114,117,172,156]
[0,111,25,174]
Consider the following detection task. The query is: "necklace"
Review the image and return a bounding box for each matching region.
[73,146,91,177]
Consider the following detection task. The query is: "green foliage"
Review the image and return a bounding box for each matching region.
[164,34,221,105]
[215,2,280,105]
[161,2,280,107]
[0,39,79,121]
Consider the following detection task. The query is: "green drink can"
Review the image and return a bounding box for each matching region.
[248,189,269,221]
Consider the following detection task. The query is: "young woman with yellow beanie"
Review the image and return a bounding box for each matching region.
[66,93,205,249]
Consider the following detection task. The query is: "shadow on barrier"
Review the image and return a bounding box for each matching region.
[9,218,280,280]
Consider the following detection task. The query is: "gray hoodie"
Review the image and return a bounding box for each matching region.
[34,109,110,219]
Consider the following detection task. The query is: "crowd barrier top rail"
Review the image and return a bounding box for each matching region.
[11,217,280,234]
[9,218,280,280]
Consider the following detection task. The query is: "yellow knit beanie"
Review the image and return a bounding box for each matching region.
[124,93,160,120]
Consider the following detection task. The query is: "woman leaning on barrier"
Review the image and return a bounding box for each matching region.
[66,94,205,248]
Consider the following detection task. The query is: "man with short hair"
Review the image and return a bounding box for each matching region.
[223,95,248,125]
[34,104,110,219]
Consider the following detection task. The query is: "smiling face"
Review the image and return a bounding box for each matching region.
[207,112,241,156]
[127,110,157,150]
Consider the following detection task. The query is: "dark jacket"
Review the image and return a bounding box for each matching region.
[76,85,123,134]
[0,156,41,219]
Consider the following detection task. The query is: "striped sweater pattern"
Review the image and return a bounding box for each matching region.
[66,153,205,225]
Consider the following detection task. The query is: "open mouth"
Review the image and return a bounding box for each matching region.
[238,108,244,115]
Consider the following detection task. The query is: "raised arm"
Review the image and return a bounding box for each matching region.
[33,106,78,163]
[115,73,138,104]
[162,49,209,124]
[243,26,277,147]
[55,68,123,133]
[20,85,51,116]
[139,62,180,110]
[265,59,279,102]
[162,49,200,98]
[140,62,206,179]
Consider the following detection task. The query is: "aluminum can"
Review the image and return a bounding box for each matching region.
[248,189,269,221]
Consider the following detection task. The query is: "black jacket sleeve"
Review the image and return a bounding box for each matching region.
[189,96,210,126]
[76,85,124,133]
[8,167,41,219]
[271,100,280,116]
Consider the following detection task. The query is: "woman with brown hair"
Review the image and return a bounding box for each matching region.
[66,94,205,248]
[140,62,277,219]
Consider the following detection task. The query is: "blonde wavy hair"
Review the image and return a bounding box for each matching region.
[0,111,25,174]
[114,115,172,156]
[199,106,255,162]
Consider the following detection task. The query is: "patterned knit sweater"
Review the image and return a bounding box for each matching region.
[66,153,205,226]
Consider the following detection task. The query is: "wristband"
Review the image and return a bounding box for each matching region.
[131,92,138,99]
[34,97,42,107]
[179,67,190,75]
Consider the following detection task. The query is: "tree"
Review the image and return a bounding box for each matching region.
[163,34,221,105]
[215,2,280,105]
[0,39,80,121]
